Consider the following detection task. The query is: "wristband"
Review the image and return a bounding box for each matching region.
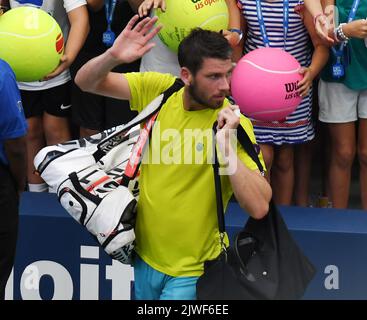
[228,28,243,42]
[336,23,349,42]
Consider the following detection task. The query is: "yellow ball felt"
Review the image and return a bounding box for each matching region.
[0,6,64,82]
[155,0,229,53]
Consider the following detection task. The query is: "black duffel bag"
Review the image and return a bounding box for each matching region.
[196,125,316,300]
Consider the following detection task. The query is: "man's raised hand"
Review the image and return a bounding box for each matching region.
[108,15,162,64]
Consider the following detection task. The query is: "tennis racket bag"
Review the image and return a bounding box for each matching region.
[33,79,184,264]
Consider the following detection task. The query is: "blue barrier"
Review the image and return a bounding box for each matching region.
[5,192,367,300]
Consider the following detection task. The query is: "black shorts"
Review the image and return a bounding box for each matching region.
[71,52,138,131]
[20,82,72,118]
[71,85,138,131]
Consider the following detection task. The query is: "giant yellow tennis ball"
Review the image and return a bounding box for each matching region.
[0,6,64,82]
[155,0,229,53]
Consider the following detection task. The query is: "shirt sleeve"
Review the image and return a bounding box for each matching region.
[0,75,28,140]
[63,0,87,13]
[124,72,177,112]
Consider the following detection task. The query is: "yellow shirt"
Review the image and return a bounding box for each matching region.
[125,72,265,277]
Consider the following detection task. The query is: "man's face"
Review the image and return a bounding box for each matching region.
[188,57,233,109]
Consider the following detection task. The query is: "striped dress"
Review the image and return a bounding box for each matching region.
[238,0,314,145]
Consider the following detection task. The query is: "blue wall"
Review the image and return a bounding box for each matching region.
[5,192,367,300]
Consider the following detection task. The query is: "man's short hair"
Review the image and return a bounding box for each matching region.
[178,28,233,75]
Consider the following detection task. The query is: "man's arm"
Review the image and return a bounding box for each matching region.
[75,15,161,99]
[223,0,243,48]
[216,106,272,220]
[4,136,27,194]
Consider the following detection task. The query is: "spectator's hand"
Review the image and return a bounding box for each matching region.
[222,29,242,48]
[43,54,70,80]
[297,67,313,98]
[108,15,162,64]
[138,0,166,17]
[343,19,367,39]
[314,14,334,44]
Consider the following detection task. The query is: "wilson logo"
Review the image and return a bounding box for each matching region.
[284,81,299,93]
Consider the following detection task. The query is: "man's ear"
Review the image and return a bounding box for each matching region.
[180,67,192,86]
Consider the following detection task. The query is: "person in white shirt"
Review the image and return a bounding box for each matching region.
[9,0,89,192]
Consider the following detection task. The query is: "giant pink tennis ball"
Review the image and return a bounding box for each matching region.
[231,48,303,121]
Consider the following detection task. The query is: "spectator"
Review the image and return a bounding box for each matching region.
[306,0,367,209]
[0,59,27,300]
[236,0,329,205]
[70,0,140,137]
[9,0,89,192]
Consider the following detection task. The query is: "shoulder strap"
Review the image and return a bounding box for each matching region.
[212,122,265,235]
[93,78,184,162]
[236,125,264,174]
[118,78,184,185]
[212,123,226,234]
[159,78,184,108]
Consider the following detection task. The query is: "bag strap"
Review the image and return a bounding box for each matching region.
[93,78,184,162]
[120,78,184,186]
[212,122,265,237]
[212,123,226,236]
[236,125,264,174]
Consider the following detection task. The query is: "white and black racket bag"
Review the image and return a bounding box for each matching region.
[33,79,184,264]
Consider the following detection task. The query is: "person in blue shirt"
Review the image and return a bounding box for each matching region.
[0,59,28,300]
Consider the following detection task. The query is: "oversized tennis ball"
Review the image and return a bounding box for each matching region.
[155,0,229,53]
[0,6,64,82]
[231,48,303,121]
